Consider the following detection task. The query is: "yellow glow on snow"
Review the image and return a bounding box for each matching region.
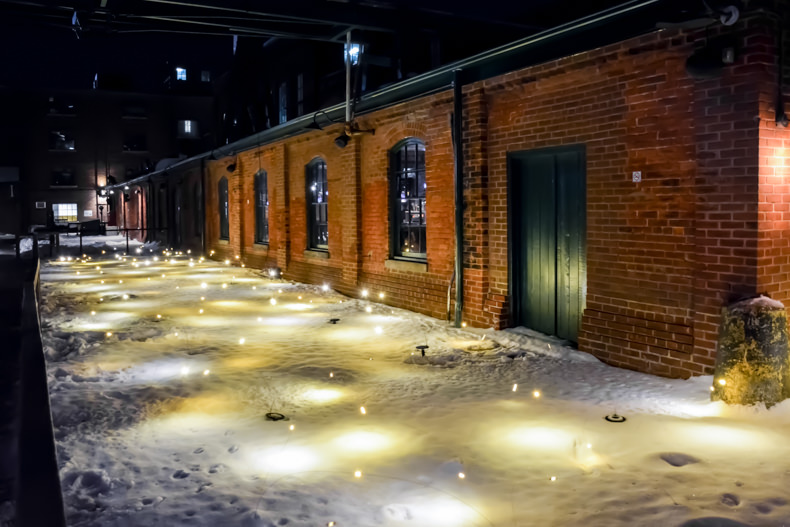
[283,303,313,311]
[302,388,343,403]
[506,426,574,451]
[333,431,392,452]
[251,447,318,474]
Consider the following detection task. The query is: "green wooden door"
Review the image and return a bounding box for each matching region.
[509,146,586,343]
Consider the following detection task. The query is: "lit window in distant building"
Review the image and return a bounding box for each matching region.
[51,169,76,187]
[52,203,77,224]
[254,170,269,244]
[178,120,199,138]
[49,131,75,151]
[176,67,187,81]
[279,81,288,124]
[48,96,76,115]
[390,139,426,259]
[305,158,328,250]
[122,132,147,152]
[201,70,211,82]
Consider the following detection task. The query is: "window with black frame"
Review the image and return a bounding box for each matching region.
[306,158,328,250]
[219,177,229,240]
[254,170,269,244]
[391,139,426,259]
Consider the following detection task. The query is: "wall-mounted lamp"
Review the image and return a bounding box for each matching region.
[334,122,375,149]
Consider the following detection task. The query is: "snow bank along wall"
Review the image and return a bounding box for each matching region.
[123,4,790,380]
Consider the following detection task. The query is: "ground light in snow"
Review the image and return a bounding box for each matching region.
[38,244,790,526]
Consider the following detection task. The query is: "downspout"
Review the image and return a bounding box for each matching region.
[452,69,464,327]
[200,157,207,255]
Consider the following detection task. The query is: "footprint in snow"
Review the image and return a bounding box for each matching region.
[193,447,204,454]
[228,445,239,453]
[172,470,190,479]
[721,493,740,507]
[659,452,700,467]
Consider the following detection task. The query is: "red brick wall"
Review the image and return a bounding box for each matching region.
[193,10,785,379]
[757,13,790,303]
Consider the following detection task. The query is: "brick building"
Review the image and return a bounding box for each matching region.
[115,1,790,378]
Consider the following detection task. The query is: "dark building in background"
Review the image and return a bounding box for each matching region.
[0,70,214,234]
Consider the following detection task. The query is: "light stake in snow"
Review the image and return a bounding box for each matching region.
[458,472,466,479]
[416,345,429,357]
[329,372,334,378]
[354,470,362,478]
[512,383,518,392]
[604,413,626,423]
[361,289,368,298]
[156,314,162,321]
[360,406,366,415]
[322,284,330,292]
[533,390,541,398]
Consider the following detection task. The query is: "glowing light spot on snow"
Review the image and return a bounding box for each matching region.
[374,326,383,335]
[201,283,208,289]
[289,425,295,431]
[203,369,210,376]
[238,338,246,345]
[122,294,129,300]
[461,322,467,328]
[458,472,465,479]
[321,284,329,292]
[512,383,518,392]
[360,406,366,415]
[90,311,96,316]
[252,447,317,474]
[224,260,230,265]
[365,306,372,313]
[507,426,573,451]
[270,298,277,306]
[334,431,391,452]
[303,389,343,403]
[399,497,479,526]
[284,303,312,311]
[222,283,228,289]
[354,470,362,478]
[105,332,113,337]
[550,476,557,481]
[718,378,726,386]
[199,309,204,314]
[533,390,541,398]
[181,366,190,375]
[378,292,385,299]
[361,289,369,298]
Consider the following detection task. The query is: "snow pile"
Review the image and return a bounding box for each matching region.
[40,252,790,527]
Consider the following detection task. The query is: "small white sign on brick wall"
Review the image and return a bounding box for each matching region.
[84,210,93,217]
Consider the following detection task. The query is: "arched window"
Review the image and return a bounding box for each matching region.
[218,176,229,240]
[306,158,328,249]
[254,170,269,244]
[390,139,426,259]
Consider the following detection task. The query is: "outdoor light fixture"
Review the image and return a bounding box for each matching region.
[334,132,351,148]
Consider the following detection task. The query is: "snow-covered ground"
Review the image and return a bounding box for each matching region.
[40,250,790,527]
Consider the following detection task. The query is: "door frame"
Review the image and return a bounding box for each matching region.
[507,144,587,338]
